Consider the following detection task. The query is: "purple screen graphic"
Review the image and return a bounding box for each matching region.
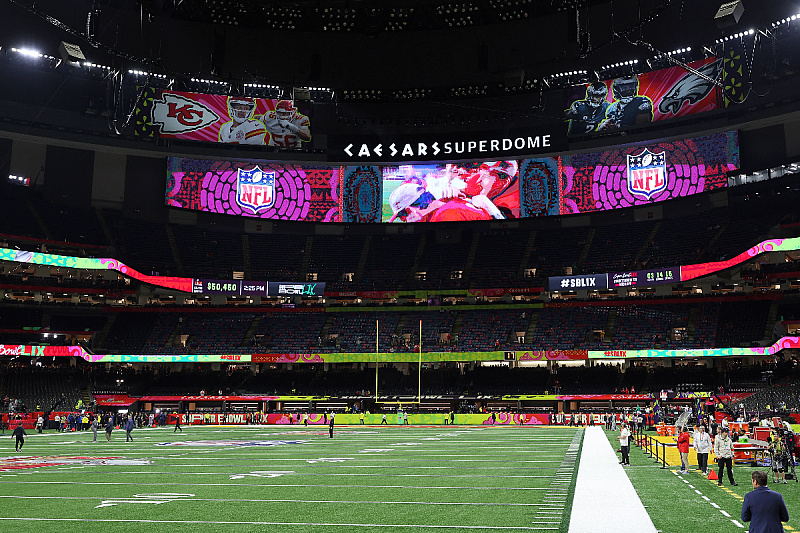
[166,158,342,222]
[559,132,739,214]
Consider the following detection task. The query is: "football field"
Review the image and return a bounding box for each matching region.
[0,425,583,532]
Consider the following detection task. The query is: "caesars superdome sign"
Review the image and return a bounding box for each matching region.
[329,128,566,162]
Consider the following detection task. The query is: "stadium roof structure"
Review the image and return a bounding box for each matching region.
[3,0,798,93]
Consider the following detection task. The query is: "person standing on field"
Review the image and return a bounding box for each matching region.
[12,424,26,452]
[741,470,789,533]
[694,425,712,475]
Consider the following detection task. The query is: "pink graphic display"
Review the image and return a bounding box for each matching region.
[559,132,739,214]
[167,158,342,222]
[681,239,788,281]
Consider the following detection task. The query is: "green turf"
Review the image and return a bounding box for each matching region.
[604,429,800,533]
[0,425,582,532]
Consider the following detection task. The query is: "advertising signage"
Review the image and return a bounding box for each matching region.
[330,128,567,163]
[267,282,325,297]
[608,268,680,288]
[192,280,325,297]
[547,274,609,292]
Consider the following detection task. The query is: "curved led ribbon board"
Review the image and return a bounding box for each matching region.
[5,336,798,363]
[2,236,800,294]
[680,237,800,281]
[0,248,193,292]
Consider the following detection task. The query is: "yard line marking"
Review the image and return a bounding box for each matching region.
[720,511,731,518]
[694,490,702,495]
[0,495,541,506]
[701,496,710,501]
[731,520,744,528]
[0,517,567,529]
[0,481,550,490]
[56,471,559,479]
[710,503,720,509]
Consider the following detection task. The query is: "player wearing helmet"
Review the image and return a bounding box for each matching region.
[598,75,653,131]
[261,100,311,148]
[565,81,610,134]
[218,96,267,144]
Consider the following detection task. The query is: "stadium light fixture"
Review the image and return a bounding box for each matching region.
[12,47,45,59]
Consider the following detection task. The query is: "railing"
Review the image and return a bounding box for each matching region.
[630,423,669,469]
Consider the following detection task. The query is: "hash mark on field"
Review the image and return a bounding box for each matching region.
[720,510,731,518]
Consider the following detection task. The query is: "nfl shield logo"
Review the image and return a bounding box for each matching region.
[236,166,275,213]
[626,148,667,199]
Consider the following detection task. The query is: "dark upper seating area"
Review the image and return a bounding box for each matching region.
[715,300,772,347]
[306,235,365,290]
[582,220,658,274]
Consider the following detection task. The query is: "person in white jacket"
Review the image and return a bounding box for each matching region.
[694,425,712,475]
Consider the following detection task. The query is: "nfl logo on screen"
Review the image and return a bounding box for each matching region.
[236,166,276,213]
[626,148,667,199]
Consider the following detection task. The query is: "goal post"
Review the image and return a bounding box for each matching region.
[374,319,422,405]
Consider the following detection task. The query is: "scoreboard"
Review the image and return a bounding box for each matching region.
[192,279,324,297]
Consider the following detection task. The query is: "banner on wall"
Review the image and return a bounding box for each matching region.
[136,90,312,149]
[166,158,343,222]
[564,57,720,135]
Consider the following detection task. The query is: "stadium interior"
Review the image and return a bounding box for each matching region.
[2,2,800,532]
[0,0,797,433]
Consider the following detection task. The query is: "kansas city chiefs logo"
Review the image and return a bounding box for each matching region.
[151,93,219,135]
[236,167,276,213]
[627,148,667,199]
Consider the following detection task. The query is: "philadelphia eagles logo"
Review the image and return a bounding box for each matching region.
[658,60,720,116]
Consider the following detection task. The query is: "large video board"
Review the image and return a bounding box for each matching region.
[166,158,342,222]
[381,161,520,223]
[167,132,738,222]
[564,58,720,135]
[555,131,738,215]
[137,90,312,149]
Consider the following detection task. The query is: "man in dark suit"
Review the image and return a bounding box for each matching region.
[741,470,789,533]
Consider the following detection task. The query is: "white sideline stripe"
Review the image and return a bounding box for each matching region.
[0,517,553,529]
[0,481,548,490]
[568,427,657,533]
[0,495,538,506]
